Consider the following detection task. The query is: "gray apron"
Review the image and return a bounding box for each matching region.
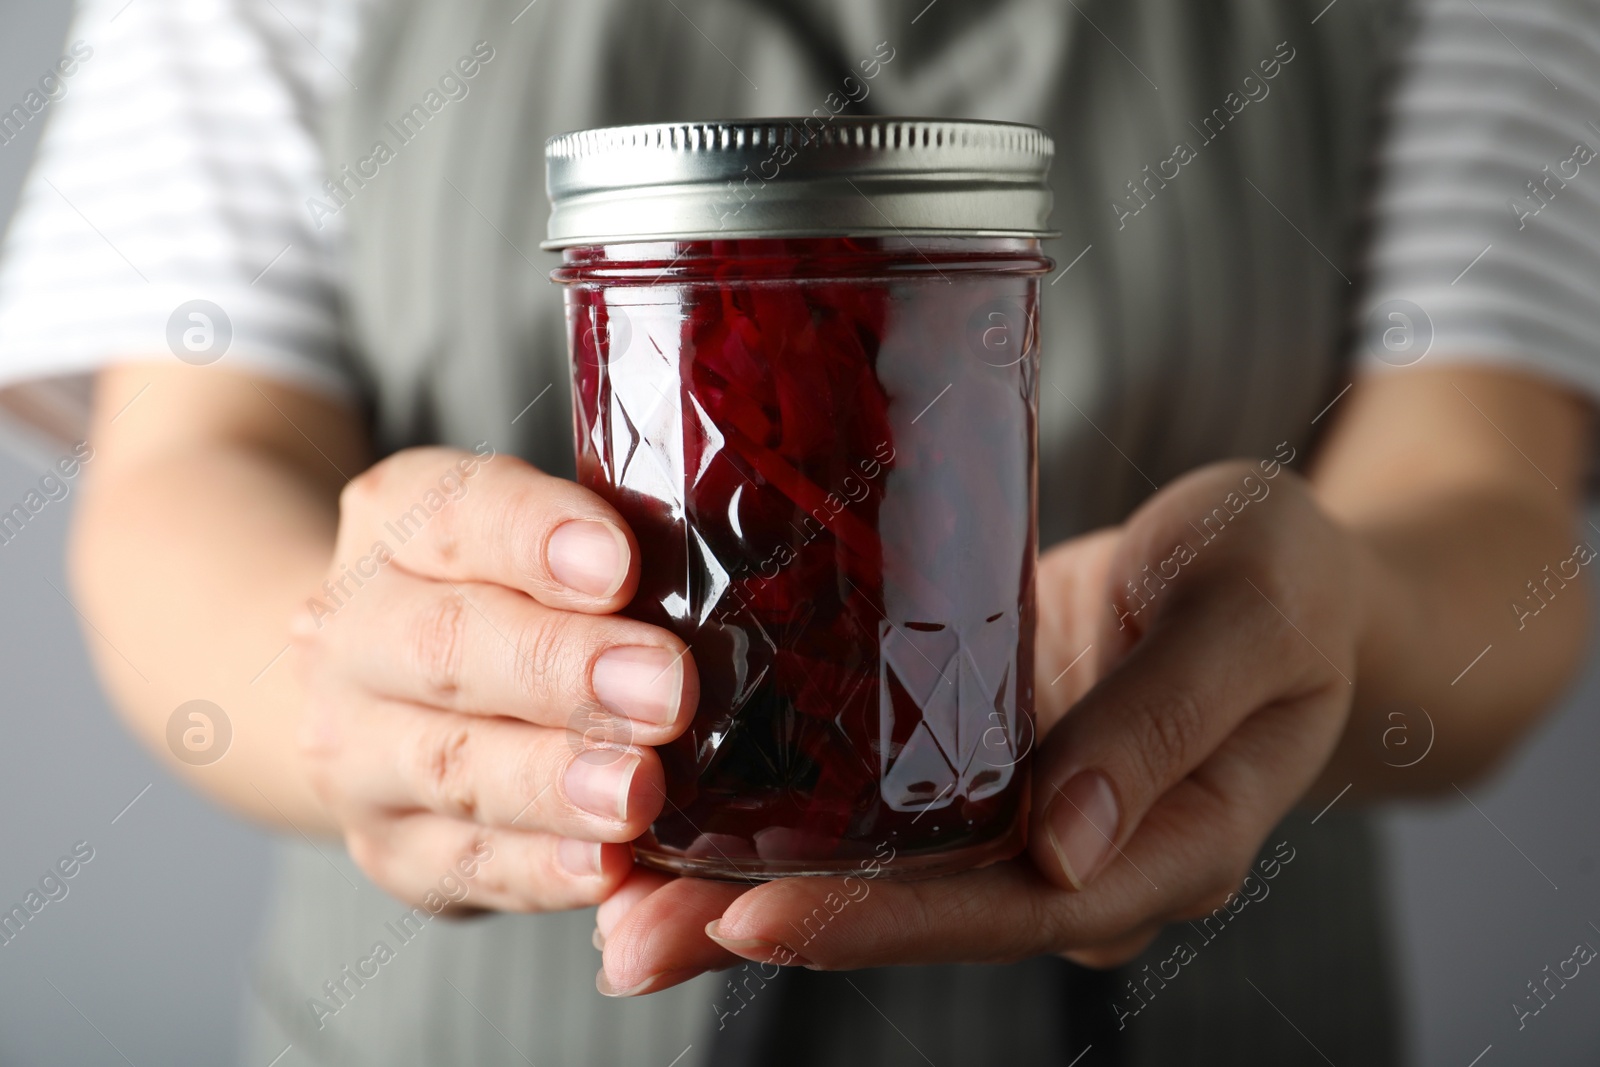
[243,2,1407,1063]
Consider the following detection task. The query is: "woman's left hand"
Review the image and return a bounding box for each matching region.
[591,458,1366,994]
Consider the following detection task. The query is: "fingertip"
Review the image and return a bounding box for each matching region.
[1033,769,1121,892]
[555,840,634,904]
[602,877,751,989]
[713,877,813,940]
[595,966,705,998]
[598,841,637,887]
[596,865,673,938]
[620,749,668,830]
[705,919,812,967]
[557,838,604,879]
[563,746,664,836]
[1060,925,1161,969]
[670,645,700,740]
[547,518,634,604]
[591,643,696,736]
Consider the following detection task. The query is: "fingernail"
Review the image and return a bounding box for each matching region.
[705,920,811,966]
[558,837,603,878]
[596,967,696,998]
[548,520,629,598]
[1047,770,1120,891]
[565,752,640,822]
[591,927,606,951]
[593,646,683,726]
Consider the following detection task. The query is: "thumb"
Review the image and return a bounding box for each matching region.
[1026,583,1290,891]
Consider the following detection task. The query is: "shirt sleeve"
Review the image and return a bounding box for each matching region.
[1356,0,1600,403]
[0,0,364,405]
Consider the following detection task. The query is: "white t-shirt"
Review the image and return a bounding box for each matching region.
[2,0,1600,433]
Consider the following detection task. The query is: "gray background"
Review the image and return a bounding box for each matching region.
[1,3,1597,1065]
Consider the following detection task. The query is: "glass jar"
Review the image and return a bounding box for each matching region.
[545,120,1054,880]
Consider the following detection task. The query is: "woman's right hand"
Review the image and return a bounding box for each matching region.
[290,446,697,912]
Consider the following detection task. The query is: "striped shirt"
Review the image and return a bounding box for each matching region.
[2,0,1600,417]
[1358,0,1600,398]
[0,0,364,421]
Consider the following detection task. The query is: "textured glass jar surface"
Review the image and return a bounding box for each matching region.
[554,237,1045,880]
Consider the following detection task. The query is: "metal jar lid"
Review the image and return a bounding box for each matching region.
[542,117,1055,249]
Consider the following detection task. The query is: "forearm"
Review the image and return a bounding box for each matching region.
[70,365,364,832]
[1325,490,1589,794]
[1311,367,1593,797]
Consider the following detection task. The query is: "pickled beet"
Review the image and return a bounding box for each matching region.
[556,237,1046,879]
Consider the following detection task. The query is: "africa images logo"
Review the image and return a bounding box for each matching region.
[166,700,231,766]
[166,300,232,365]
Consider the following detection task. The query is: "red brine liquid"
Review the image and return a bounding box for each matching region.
[556,237,1046,880]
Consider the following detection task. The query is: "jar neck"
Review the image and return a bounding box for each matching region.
[550,236,1051,286]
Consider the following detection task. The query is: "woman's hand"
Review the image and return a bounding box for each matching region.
[592,458,1365,991]
[292,446,698,913]
[72,362,1587,981]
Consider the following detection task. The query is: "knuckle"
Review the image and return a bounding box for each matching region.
[339,463,385,519]
[409,590,470,703]
[1188,887,1236,920]
[1017,896,1073,964]
[1178,841,1255,920]
[503,740,550,824]
[1203,876,1241,921]
[1222,850,1258,895]
[300,762,336,809]
[509,610,573,704]
[1063,932,1155,970]
[344,830,390,887]
[471,849,514,901]
[442,830,490,888]
[295,699,338,762]
[915,881,1034,966]
[500,486,552,586]
[408,721,480,820]
[294,687,351,798]
[1128,685,1208,787]
[424,490,465,565]
[287,626,329,688]
[1185,869,1248,922]
[1032,881,1115,962]
[489,479,570,590]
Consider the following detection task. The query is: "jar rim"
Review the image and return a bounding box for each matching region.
[549,235,1053,286]
[542,117,1057,250]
